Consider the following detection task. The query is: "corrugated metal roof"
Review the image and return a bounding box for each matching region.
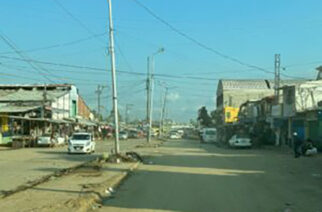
[0,89,67,102]
[220,79,307,90]
[0,105,41,113]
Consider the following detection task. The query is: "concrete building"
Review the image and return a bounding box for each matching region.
[282,80,322,149]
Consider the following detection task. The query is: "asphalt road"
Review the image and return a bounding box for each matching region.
[0,138,149,192]
[101,139,322,212]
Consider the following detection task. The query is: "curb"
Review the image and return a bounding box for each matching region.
[69,161,140,211]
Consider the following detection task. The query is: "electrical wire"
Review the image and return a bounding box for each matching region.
[0,32,107,55]
[132,0,274,75]
[0,32,57,83]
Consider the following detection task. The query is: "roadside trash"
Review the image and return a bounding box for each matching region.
[108,187,114,193]
[125,152,144,162]
[91,203,102,210]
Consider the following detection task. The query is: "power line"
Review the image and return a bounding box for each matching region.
[0,55,219,80]
[53,0,100,37]
[0,32,107,55]
[0,32,57,83]
[132,0,274,75]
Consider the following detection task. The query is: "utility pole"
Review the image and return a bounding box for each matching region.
[107,0,120,154]
[146,48,164,143]
[146,57,151,142]
[41,84,47,118]
[274,54,281,104]
[95,85,107,120]
[125,104,133,125]
[159,86,168,138]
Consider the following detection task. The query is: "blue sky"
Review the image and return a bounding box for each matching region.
[0,0,322,122]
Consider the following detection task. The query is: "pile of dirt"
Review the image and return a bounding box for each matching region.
[106,152,144,163]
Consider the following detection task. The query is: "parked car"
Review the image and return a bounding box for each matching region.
[169,131,181,139]
[119,131,128,140]
[37,134,54,147]
[201,128,217,143]
[68,132,95,154]
[128,130,139,138]
[37,133,65,147]
[228,134,252,148]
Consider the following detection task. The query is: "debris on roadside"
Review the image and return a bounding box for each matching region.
[106,152,144,163]
[135,143,162,149]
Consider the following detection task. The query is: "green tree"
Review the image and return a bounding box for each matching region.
[197,106,213,127]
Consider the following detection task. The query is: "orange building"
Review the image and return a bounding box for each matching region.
[78,96,91,120]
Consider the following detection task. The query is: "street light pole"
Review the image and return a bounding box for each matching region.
[107,0,120,154]
[147,48,164,143]
[159,86,168,138]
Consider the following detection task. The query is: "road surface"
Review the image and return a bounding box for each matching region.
[101,139,322,212]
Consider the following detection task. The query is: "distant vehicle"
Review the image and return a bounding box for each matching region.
[119,131,128,140]
[228,134,252,148]
[177,129,184,137]
[128,130,139,138]
[68,132,95,154]
[37,133,65,147]
[37,134,54,147]
[169,131,181,139]
[201,128,217,143]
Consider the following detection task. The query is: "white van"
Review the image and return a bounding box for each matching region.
[201,128,217,143]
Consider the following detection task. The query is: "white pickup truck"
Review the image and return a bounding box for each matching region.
[68,132,95,154]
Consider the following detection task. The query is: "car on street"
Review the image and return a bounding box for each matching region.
[128,130,140,138]
[37,133,65,147]
[169,131,181,139]
[68,132,95,154]
[228,134,252,148]
[37,134,54,147]
[201,128,217,143]
[119,131,128,140]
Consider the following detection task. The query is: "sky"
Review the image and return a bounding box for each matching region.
[0,0,322,122]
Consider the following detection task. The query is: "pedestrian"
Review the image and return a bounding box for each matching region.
[302,138,318,156]
[293,132,302,158]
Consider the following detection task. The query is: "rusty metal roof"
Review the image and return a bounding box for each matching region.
[220,79,306,90]
[0,105,41,113]
[0,89,68,102]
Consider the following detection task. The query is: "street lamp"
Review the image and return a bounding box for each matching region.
[147,47,164,142]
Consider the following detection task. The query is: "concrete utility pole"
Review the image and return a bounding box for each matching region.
[146,48,164,143]
[107,0,120,154]
[125,104,133,125]
[95,85,106,120]
[41,84,47,118]
[274,54,281,104]
[146,57,151,142]
[159,86,168,138]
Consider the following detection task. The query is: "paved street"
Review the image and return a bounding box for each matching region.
[0,139,150,192]
[101,139,322,212]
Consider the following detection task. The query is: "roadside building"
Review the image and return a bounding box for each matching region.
[0,84,93,145]
[282,80,322,150]
[215,79,306,144]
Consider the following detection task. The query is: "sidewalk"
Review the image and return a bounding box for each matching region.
[0,160,138,212]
